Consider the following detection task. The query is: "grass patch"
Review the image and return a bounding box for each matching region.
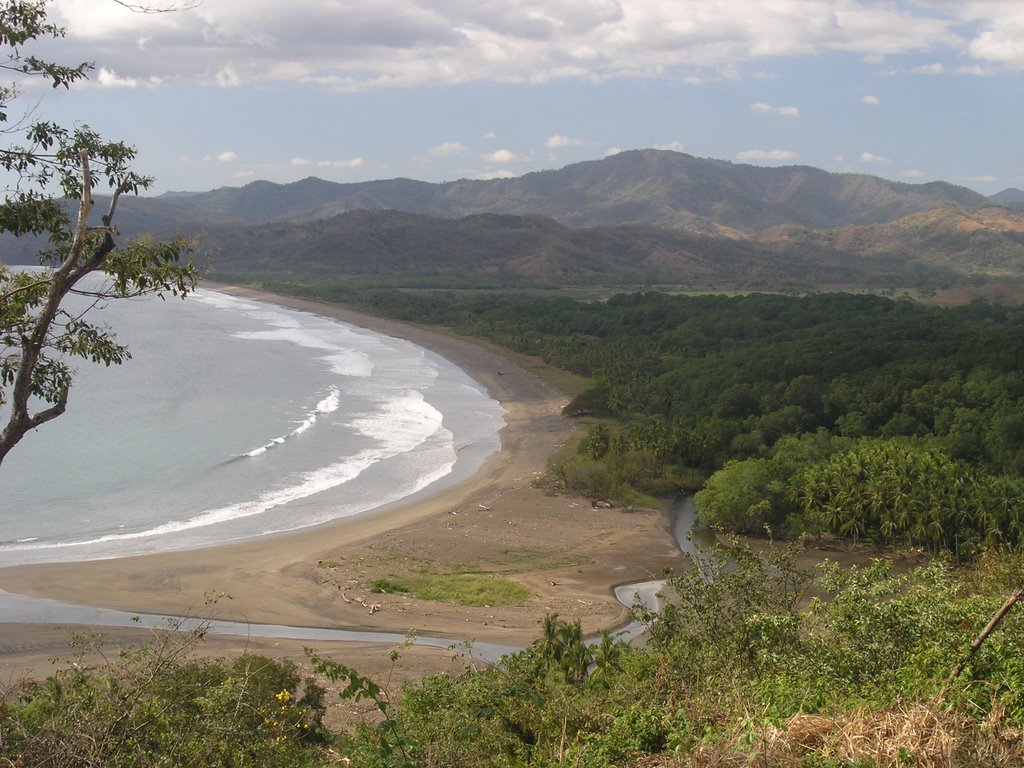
[449,550,590,575]
[411,573,532,606]
[369,578,410,594]
[367,572,533,606]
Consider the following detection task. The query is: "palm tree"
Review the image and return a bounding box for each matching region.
[587,631,624,690]
[534,612,564,668]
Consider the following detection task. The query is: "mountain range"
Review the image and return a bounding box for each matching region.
[4,150,1023,291]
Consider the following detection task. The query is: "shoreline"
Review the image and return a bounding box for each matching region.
[0,286,683,679]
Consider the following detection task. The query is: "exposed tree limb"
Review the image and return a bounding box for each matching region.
[112,0,200,13]
[934,585,1024,703]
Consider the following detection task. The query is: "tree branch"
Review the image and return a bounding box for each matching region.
[112,0,201,12]
[947,586,1023,686]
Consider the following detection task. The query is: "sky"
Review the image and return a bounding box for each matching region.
[15,0,1024,196]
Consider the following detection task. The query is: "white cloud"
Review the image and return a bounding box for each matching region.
[94,67,161,88]
[482,148,524,163]
[860,151,891,164]
[317,158,365,169]
[902,169,924,178]
[654,141,685,152]
[604,147,623,157]
[473,169,517,180]
[44,0,1005,92]
[429,142,467,157]
[751,102,799,117]
[736,149,798,161]
[231,170,255,179]
[862,95,881,105]
[546,134,583,149]
[912,62,945,74]
[482,132,498,140]
[968,17,1024,69]
[215,63,242,88]
[216,151,238,162]
[290,158,312,166]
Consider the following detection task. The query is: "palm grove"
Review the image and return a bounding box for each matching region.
[1,2,1023,766]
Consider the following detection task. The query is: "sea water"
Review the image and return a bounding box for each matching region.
[0,280,504,565]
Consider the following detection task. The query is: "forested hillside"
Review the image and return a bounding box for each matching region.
[200,209,970,290]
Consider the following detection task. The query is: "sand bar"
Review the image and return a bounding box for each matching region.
[0,286,683,680]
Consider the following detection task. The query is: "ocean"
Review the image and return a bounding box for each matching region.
[0,281,504,566]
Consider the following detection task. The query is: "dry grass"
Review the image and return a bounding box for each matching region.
[649,702,1024,768]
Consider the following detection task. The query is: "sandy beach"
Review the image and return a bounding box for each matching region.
[0,287,684,686]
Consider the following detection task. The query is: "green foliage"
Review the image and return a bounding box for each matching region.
[2,625,326,767]
[793,437,1023,554]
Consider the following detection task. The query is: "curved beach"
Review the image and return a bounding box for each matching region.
[0,287,683,681]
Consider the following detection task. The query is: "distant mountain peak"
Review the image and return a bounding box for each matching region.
[991,188,1024,206]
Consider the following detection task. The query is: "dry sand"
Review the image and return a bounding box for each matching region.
[0,287,684,685]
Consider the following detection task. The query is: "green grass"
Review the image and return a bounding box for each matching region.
[369,578,410,594]
[367,572,532,606]
[410,573,532,606]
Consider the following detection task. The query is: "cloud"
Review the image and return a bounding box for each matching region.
[94,67,160,88]
[736,149,798,161]
[546,134,583,149]
[604,147,623,157]
[860,151,891,164]
[482,148,524,163]
[912,62,945,74]
[902,169,924,178]
[317,158,365,169]
[654,141,685,152]
[862,95,881,105]
[473,169,517,180]
[968,18,1024,69]
[45,0,1003,92]
[751,102,799,117]
[429,142,467,157]
[215,63,242,88]
[216,151,238,162]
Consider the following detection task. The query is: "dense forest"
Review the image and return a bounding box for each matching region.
[255,282,1024,558]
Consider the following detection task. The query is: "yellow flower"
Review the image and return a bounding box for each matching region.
[275,689,292,703]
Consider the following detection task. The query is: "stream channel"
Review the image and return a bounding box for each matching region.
[0,497,710,665]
